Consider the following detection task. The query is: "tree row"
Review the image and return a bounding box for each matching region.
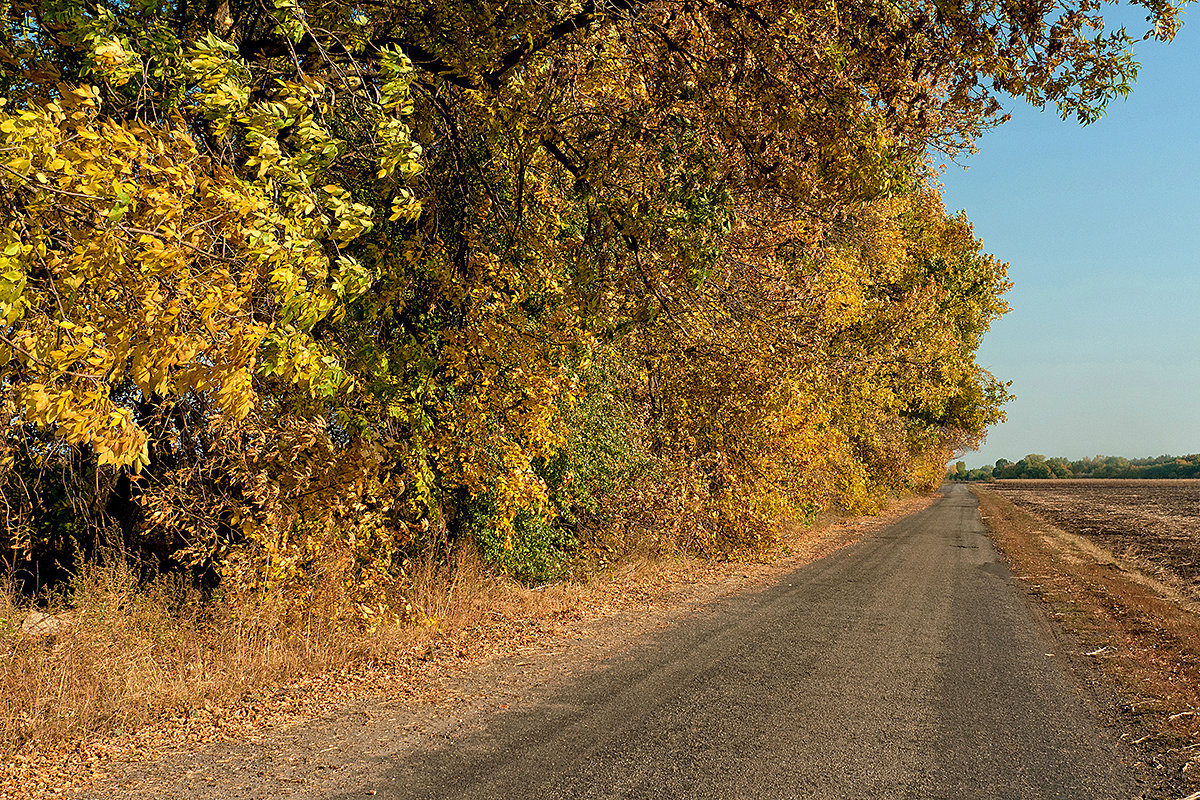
[0,0,1181,611]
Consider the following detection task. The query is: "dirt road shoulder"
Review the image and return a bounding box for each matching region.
[972,485,1200,797]
[8,495,932,800]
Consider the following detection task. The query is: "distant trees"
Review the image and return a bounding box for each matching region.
[1047,457,1073,478]
[947,454,1200,481]
[950,462,1000,481]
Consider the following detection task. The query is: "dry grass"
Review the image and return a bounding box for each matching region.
[1,560,356,759]
[0,541,618,776]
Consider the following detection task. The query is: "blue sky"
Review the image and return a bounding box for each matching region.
[939,16,1200,469]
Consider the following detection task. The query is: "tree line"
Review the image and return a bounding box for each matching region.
[949,454,1200,481]
[0,0,1183,612]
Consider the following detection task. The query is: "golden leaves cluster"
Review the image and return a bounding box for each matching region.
[0,20,423,472]
[3,0,1168,595]
[0,86,265,469]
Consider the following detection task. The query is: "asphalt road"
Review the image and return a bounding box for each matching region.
[353,484,1138,799]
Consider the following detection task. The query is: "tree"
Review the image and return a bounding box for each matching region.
[1046,457,1072,478]
[1019,455,1053,479]
[1,0,1182,592]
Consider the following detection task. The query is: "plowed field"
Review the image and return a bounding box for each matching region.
[987,479,1200,598]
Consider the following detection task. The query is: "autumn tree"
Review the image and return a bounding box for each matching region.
[0,0,1185,595]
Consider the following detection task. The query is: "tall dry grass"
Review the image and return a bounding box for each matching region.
[0,560,339,756]
[0,542,600,761]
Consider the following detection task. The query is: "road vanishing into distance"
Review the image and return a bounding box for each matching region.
[341,484,1138,800]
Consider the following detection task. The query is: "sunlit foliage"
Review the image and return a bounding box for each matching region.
[0,0,1180,601]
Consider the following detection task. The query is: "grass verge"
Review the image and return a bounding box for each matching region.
[972,486,1200,796]
[0,545,602,798]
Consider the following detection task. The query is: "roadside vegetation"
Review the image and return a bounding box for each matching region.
[0,542,595,790]
[974,486,1200,797]
[0,0,1185,768]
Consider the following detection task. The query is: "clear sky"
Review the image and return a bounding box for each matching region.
[939,15,1200,469]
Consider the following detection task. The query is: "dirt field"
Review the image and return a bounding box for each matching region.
[985,479,1200,599]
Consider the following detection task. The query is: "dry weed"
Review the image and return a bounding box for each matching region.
[0,541,598,766]
[0,556,365,760]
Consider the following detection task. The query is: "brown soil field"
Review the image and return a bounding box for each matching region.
[987,479,1200,600]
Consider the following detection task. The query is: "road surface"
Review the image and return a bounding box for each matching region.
[346,484,1137,800]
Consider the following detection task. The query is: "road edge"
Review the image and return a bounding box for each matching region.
[972,485,1200,799]
[44,496,936,800]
